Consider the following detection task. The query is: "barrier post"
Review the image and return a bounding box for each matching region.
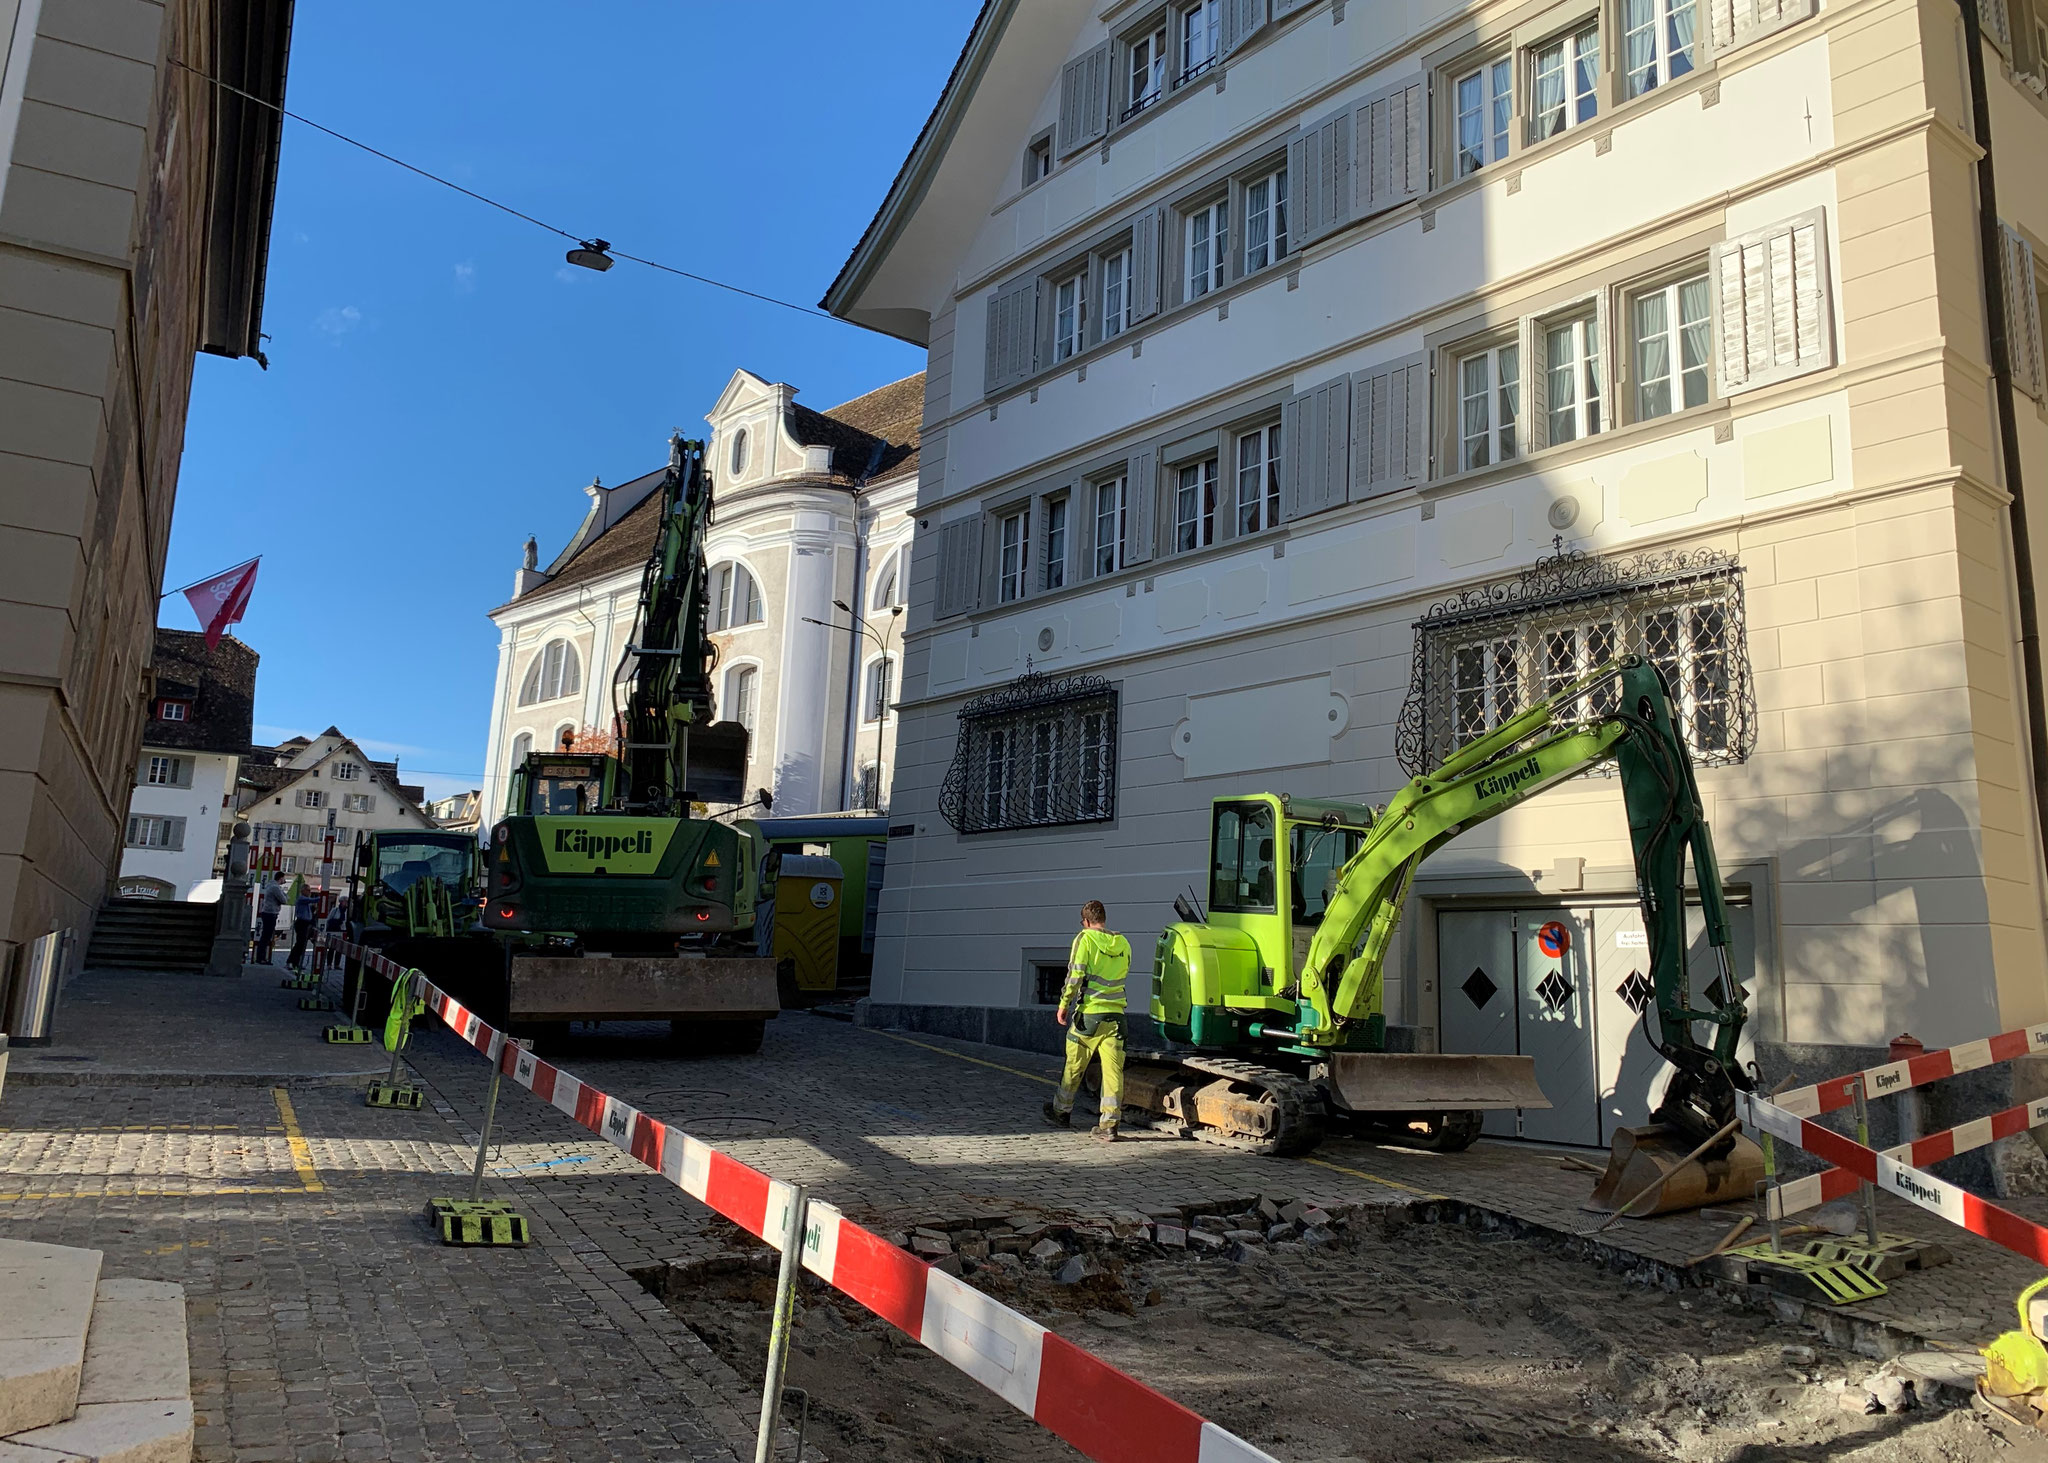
[468,1056,506,1204]
[1760,1132,1782,1253]
[424,1034,530,1247]
[754,1183,808,1463]
[1851,1076,1880,1246]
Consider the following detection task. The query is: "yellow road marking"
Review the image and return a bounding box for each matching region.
[272,1087,324,1194]
[140,1239,214,1256]
[866,1029,1058,1087]
[0,1184,315,1200]
[866,1027,1451,1196]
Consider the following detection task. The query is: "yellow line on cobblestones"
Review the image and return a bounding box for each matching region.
[272,1088,324,1194]
[866,1029,1057,1086]
[1300,1156,1448,1200]
[0,1184,314,1200]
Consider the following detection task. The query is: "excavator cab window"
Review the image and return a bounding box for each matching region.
[1288,823,1363,926]
[526,759,604,816]
[1210,801,1277,914]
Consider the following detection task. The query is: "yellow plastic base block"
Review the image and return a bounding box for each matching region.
[281,975,320,990]
[298,995,338,1011]
[324,1024,374,1045]
[425,1197,529,1247]
[1725,1241,1887,1304]
[365,1081,424,1110]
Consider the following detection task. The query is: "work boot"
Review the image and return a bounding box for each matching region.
[1042,1102,1072,1128]
[1091,1125,1118,1143]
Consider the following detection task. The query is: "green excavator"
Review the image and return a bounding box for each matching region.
[478,435,778,1051]
[1135,656,1760,1213]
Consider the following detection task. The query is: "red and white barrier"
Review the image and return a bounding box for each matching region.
[340,943,1279,1463]
[1739,1090,2048,1266]
[1768,1022,2048,1121]
[1765,1095,2048,1220]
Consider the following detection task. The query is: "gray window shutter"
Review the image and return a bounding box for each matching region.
[1282,377,1352,520]
[126,815,139,845]
[1128,207,1163,323]
[1221,0,1267,55]
[1125,447,1158,565]
[177,757,193,789]
[1057,41,1112,155]
[1981,0,2013,51]
[1350,353,1427,500]
[2003,224,2046,401]
[980,513,1003,609]
[1711,209,1831,397]
[1270,0,1310,15]
[983,276,1040,395]
[168,817,185,853]
[1523,316,1550,452]
[1707,0,1818,56]
[1288,107,1353,250]
[935,519,982,618]
[1355,79,1425,217]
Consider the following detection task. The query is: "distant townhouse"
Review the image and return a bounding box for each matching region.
[827,0,2048,1139]
[478,370,923,825]
[236,729,436,893]
[117,631,257,901]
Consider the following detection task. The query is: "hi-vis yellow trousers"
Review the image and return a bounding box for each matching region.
[1052,1016,1124,1130]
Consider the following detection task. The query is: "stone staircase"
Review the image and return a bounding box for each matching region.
[83,902,217,974]
[0,1238,192,1461]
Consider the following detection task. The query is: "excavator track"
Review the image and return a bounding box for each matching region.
[1122,1052,1326,1157]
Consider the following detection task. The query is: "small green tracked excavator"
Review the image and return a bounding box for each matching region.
[1134,656,1760,1213]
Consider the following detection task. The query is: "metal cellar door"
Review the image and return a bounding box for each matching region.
[1436,910,1518,1138]
[1515,909,1601,1147]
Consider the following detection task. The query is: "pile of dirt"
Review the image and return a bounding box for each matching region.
[645,1205,2025,1463]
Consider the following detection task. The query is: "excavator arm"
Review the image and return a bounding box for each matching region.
[1298,656,1749,1142]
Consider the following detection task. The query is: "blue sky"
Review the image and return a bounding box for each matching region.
[169,2,973,801]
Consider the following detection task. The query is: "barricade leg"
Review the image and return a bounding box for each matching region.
[366,973,425,1110]
[324,947,374,1044]
[426,1041,528,1246]
[754,1184,808,1463]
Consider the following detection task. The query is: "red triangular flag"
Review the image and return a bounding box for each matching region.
[182,558,259,649]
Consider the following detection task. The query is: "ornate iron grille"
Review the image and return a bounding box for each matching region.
[1395,544,1757,776]
[939,669,1119,835]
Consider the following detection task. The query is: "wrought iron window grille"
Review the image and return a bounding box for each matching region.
[1394,541,1757,776]
[939,667,1120,835]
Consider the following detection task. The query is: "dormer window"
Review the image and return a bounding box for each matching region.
[730,428,750,478]
[157,699,190,722]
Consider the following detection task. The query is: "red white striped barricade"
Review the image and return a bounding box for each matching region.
[1765,1094,2048,1221]
[1768,1023,2048,1121]
[1739,1090,2048,1266]
[342,943,1279,1463]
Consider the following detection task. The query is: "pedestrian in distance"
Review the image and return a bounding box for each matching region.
[1043,900,1132,1141]
[287,885,317,972]
[255,873,286,964]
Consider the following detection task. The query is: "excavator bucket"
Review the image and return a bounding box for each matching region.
[1327,1052,1551,1113]
[685,720,751,805]
[1583,1123,1766,1217]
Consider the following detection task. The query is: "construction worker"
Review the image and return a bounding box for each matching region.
[254,874,287,964]
[286,885,316,971]
[1043,900,1132,1141]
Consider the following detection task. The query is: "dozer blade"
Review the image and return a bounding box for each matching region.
[1583,1123,1766,1217]
[1327,1052,1551,1113]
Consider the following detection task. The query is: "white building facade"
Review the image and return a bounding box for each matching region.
[827,0,2048,1112]
[478,371,923,827]
[236,730,437,895]
[117,631,258,902]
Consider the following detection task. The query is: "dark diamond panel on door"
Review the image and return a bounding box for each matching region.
[1436,911,1518,1139]
[1617,969,1653,1013]
[1461,966,1500,1010]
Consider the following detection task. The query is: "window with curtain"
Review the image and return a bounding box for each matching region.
[1543,313,1605,444]
[1631,272,1712,420]
[1235,424,1283,534]
[518,639,582,705]
[873,550,902,609]
[1175,458,1218,552]
[510,732,532,770]
[728,666,758,733]
[1243,166,1288,273]
[1531,24,1600,141]
[865,658,894,723]
[1622,0,1696,98]
[1458,343,1521,470]
[713,563,765,629]
[1455,57,1514,176]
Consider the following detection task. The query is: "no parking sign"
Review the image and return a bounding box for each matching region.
[1537,921,1571,958]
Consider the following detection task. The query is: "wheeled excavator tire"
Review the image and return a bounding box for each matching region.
[1120,1053,1326,1156]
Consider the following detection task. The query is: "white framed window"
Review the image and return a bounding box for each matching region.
[1174,458,1218,552]
[1054,270,1088,361]
[1045,498,1069,590]
[344,793,375,814]
[510,732,532,769]
[1458,343,1522,470]
[518,638,582,705]
[998,507,1030,602]
[1243,167,1288,272]
[1126,20,1168,117]
[944,679,1120,834]
[280,855,300,875]
[1621,0,1697,97]
[864,657,894,723]
[713,563,764,629]
[1184,199,1228,300]
[1455,57,1514,175]
[1234,424,1283,534]
[872,549,902,610]
[145,755,181,786]
[1531,24,1600,141]
[728,665,758,734]
[157,700,189,721]
[331,761,360,781]
[1025,135,1052,185]
[1631,273,1712,420]
[1100,247,1133,340]
[1094,476,1129,576]
[125,814,185,850]
[297,789,327,810]
[730,428,750,478]
[980,725,1012,827]
[1179,0,1221,81]
[1543,314,1605,444]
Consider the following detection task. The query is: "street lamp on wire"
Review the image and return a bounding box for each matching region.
[801,600,904,811]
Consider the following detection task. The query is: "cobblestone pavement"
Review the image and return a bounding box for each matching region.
[10,968,2048,1462]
